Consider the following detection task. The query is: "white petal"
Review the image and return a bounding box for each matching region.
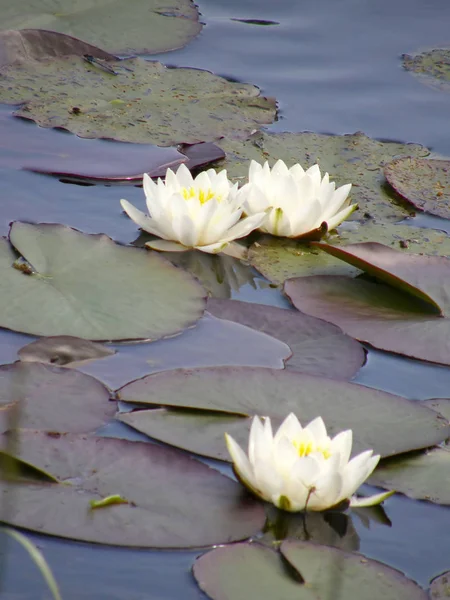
[248,416,268,466]
[350,490,395,508]
[309,471,343,511]
[304,416,328,445]
[120,199,168,239]
[330,430,353,469]
[274,413,303,445]
[272,159,290,178]
[320,183,352,220]
[173,163,193,188]
[194,241,229,254]
[263,207,292,237]
[225,433,258,492]
[340,451,380,501]
[219,212,267,243]
[326,202,358,231]
[145,240,188,252]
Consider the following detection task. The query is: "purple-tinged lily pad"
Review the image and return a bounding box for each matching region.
[384,157,450,219]
[18,336,115,367]
[0,431,265,548]
[0,222,205,340]
[0,361,114,433]
[116,366,449,460]
[193,541,427,600]
[206,298,365,380]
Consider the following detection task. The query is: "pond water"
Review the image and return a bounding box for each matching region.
[1,0,450,598]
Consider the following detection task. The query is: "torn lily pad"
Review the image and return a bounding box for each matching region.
[0,0,202,55]
[0,57,277,146]
[0,222,205,340]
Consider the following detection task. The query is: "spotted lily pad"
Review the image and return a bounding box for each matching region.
[0,222,205,340]
[206,298,365,380]
[385,158,450,219]
[0,0,202,55]
[193,541,427,600]
[0,431,265,547]
[429,571,450,599]
[18,336,115,367]
[0,361,114,433]
[423,398,450,421]
[369,445,450,506]
[403,48,450,92]
[116,366,450,461]
[0,57,277,146]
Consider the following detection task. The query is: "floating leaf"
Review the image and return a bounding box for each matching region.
[384,157,450,219]
[0,1,202,55]
[0,222,205,340]
[116,366,449,460]
[0,362,114,433]
[429,571,450,600]
[403,48,450,92]
[193,541,427,600]
[0,57,276,146]
[0,431,265,548]
[18,336,115,367]
[423,398,450,422]
[217,131,429,222]
[369,445,450,506]
[206,298,365,380]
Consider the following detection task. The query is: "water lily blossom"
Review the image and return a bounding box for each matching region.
[120,165,266,254]
[237,159,357,238]
[225,413,393,512]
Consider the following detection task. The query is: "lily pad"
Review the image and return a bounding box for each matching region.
[0,430,265,547]
[216,131,430,222]
[368,445,450,506]
[403,48,450,92]
[423,398,450,422]
[18,336,115,367]
[0,222,205,340]
[0,361,114,433]
[284,274,450,365]
[206,298,365,380]
[384,157,450,219]
[429,571,450,599]
[248,221,450,285]
[0,57,277,146]
[116,366,450,460]
[193,541,427,600]
[0,0,202,55]
[0,28,117,68]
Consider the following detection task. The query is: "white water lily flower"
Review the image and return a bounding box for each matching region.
[120,165,266,254]
[225,413,393,512]
[237,159,357,238]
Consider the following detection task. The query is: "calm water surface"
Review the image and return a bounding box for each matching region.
[1,0,450,597]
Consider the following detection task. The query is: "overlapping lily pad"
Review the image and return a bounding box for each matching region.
[403,48,450,92]
[116,366,449,461]
[18,336,115,367]
[0,431,265,547]
[284,242,450,364]
[193,541,427,600]
[0,361,114,433]
[369,445,450,506]
[206,298,365,380]
[0,57,276,146]
[429,571,450,599]
[0,222,205,340]
[0,0,202,55]
[385,157,450,219]
[217,131,429,222]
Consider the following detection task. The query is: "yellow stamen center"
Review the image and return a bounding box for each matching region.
[293,439,331,459]
[181,187,217,204]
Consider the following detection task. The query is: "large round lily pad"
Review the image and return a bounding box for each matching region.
[116,366,450,460]
[193,541,427,600]
[0,1,202,55]
[0,222,205,340]
[0,57,277,146]
[216,131,430,222]
[369,445,450,506]
[206,298,365,380]
[248,222,450,285]
[403,48,450,92]
[0,431,265,548]
[385,157,450,219]
[0,361,114,433]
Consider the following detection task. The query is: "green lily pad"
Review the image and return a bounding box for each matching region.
[216,131,430,222]
[18,336,115,367]
[0,222,205,340]
[0,0,202,55]
[368,445,450,506]
[403,48,450,92]
[248,222,450,285]
[0,362,114,433]
[116,366,450,460]
[384,157,450,219]
[284,274,450,365]
[193,541,427,600]
[429,571,450,599]
[0,57,277,146]
[206,298,365,380]
[0,430,265,547]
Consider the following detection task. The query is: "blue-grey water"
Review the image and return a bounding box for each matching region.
[1,0,450,597]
